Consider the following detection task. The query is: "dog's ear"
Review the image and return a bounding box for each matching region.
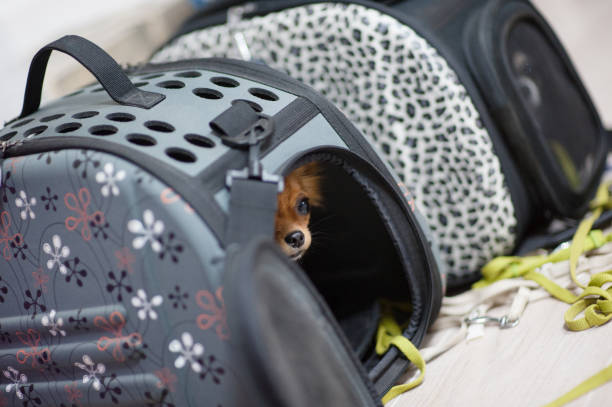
[293,162,323,207]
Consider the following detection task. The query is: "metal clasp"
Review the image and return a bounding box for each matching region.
[464,314,519,329]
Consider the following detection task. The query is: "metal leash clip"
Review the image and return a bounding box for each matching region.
[464,314,519,329]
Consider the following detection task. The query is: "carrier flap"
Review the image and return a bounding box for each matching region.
[223,238,381,407]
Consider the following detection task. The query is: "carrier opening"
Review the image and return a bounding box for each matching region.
[281,150,422,366]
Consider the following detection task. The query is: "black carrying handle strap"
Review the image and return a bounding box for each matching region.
[18,35,165,119]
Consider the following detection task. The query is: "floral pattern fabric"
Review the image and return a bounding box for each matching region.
[0,149,232,407]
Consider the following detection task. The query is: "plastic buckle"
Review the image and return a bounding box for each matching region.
[219,115,274,149]
[225,116,284,192]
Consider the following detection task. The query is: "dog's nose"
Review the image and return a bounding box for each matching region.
[285,231,305,248]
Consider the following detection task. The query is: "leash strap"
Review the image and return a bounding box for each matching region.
[475,182,612,331]
[472,181,612,406]
[375,312,426,405]
[541,362,612,407]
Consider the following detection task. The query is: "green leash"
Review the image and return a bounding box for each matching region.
[474,181,612,406]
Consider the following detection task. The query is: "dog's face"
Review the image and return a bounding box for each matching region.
[275,162,322,260]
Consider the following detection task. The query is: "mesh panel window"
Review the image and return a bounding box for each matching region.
[506,21,598,191]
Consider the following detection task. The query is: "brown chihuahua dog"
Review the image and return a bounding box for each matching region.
[275,162,322,260]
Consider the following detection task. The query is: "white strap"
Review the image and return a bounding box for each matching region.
[423,241,612,365]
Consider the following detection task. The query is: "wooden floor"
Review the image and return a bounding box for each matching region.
[392,293,612,407]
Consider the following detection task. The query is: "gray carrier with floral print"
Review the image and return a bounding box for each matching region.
[153,0,609,287]
[0,36,442,406]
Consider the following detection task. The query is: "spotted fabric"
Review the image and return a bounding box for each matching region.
[152,2,518,279]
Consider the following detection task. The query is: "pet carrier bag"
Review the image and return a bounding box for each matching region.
[152,0,610,287]
[0,35,442,406]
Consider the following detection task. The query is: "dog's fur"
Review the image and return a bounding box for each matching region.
[275,162,322,260]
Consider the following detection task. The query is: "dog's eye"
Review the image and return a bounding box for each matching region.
[297,198,310,215]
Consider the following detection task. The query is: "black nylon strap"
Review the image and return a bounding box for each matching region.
[226,178,278,246]
[18,35,165,119]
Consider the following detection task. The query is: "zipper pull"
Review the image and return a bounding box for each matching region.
[1,139,25,153]
[227,3,257,61]
[0,140,8,190]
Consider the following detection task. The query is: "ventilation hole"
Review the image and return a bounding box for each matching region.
[248,88,279,101]
[157,80,185,89]
[73,111,99,119]
[0,131,17,142]
[166,147,196,163]
[106,113,135,122]
[11,118,34,128]
[231,99,263,113]
[175,71,202,78]
[40,113,65,122]
[185,134,215,148]
[142,73,164,80]
[56,122,82,133]
[134,81,149,87]
[127,133,157,146]
[92,87,105,92]
[144,121,175,133]
[193,88,223,100]
[89,125,117,136]
[210,76,240,88]
[24,125,48,137]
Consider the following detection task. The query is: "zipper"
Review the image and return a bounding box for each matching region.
[1,138,27,153]
[0,139,27,188]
